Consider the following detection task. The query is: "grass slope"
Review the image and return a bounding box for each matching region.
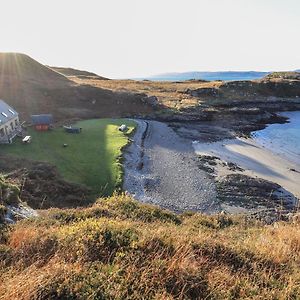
[0,195,300,299]
[49,66,109,80]
[0,53,154,121]
[0,119,136,197]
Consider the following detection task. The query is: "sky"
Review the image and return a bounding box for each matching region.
[1,0,299,78]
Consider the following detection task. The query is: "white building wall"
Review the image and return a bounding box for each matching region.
[0,116,20,142]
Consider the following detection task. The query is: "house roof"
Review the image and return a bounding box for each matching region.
[31,114,53,125]
[0,99,18,125]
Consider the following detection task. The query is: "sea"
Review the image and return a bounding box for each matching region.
[138,71,269,82]
[252,111,300,166]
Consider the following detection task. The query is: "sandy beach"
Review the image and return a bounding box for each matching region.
[193,137,300,200]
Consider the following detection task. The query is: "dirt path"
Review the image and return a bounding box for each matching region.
[123,120,219,213]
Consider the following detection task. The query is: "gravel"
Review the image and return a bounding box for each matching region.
[123,120,219,213]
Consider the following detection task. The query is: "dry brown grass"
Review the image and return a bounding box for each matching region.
[70,78,223,109]
[70,75,300,113]
[1,195,300,299]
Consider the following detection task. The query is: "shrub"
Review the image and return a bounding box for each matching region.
[97,194,182,225]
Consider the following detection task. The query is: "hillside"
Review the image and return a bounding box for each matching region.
[212,72,300,101]
[1,194,300,299]
[263,71,300,80]
[0,53,70,84]
[49,66,109,80]
[0,53,154,121]
[74,72,300,112]
[1,53,298,121]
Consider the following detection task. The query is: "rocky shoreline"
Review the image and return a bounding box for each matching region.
[123,106,300,220]
[153,98,300,136]
[123,120,218,213]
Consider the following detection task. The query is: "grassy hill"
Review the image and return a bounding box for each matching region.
[0,53,70,84]
[49,66,109,80]
[0,53,154,121]
[0,195,300,299]
[0,119,136,200]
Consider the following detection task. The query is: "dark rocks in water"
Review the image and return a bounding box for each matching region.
[196,155,219,174]
[227,107,261,114]
[198,155,220,165]
[196,155,244,174]
[289,168,300,173]
[225,162,244,172]
[197,164,215,174]
[217,174,296,210]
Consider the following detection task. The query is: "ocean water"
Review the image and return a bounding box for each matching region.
[252,111,300,166]
[140,71,269,82]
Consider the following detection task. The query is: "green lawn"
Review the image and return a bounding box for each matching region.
[0,119,136,197]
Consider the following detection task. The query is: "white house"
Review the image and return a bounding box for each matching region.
[0,99,20,144]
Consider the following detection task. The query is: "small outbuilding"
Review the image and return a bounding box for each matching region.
[31,114,53,131]
[118,124,128,132]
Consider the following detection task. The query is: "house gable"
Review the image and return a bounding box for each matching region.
[0,99,19,126]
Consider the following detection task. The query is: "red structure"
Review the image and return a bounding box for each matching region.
[35,124,50,131]
[31,114,53,131]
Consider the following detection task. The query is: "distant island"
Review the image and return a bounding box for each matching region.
[141,70,299,82]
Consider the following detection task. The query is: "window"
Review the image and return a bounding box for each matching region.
[0,128,4,137]
[1,112,7,117]
[8,109,15,115]
[10,122,14,130]
[15,119,19,127]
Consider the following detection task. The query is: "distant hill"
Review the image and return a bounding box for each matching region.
[190,71,300,101]
[144,71,270,82]
[0,53,154,121]
[49,66,109,80]
[263,72,300,80]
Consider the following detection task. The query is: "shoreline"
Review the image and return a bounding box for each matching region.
[123,114,300,215]
[251,111,300,167]
[123,120,219,213]
[193,137,300,201]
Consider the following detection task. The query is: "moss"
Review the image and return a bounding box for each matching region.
[97,195,182,225]
[186,213,235,230]
[0,175,20,206]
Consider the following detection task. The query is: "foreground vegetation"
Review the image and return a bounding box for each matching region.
[0,195,300,299]
[0,119,136,197]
